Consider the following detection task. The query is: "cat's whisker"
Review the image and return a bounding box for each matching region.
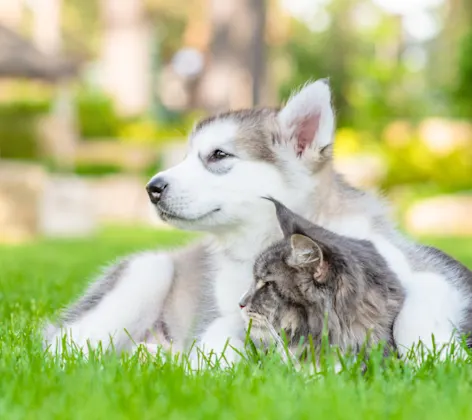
[262,317,301,370]
[263,317,285,348]
[246,312,267,326]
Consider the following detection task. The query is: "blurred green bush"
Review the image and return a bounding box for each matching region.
[76,91,120,139]
[43,159,124,177]
[335,121,472,197]
[117,111,202,145]
[381,139,472,194]
[76,90,198,144]
[0,100,50,160]
[72,162,124,177]
[4,91,468,201]
[453,29,472,118]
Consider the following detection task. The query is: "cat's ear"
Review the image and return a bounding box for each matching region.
[277,78,335,158]
[264,196,302,238]
[289,234,327,283]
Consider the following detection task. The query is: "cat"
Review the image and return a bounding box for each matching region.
[239,198,405,364]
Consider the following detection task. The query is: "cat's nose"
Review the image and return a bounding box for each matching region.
[239,292,248,309]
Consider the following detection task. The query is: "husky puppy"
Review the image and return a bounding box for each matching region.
[44,79,472,363]
[240,198,404,360]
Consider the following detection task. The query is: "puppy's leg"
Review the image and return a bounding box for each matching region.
[44,252,174,356]
[190,313,245,370]
[394,272,465,361]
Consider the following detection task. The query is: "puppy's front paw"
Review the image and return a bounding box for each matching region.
[132,342,163,362]
[187,341,243,372]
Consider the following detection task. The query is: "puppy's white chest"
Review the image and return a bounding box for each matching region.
[213,259,253,316]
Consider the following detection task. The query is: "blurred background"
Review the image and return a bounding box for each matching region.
[0,0,471,243]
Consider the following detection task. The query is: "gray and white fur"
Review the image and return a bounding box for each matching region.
[43,79,472,363]
[240,198,405,359]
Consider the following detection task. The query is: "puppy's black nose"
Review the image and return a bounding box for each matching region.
[146,177,168,204]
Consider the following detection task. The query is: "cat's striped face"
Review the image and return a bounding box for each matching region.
[240,237,326,348]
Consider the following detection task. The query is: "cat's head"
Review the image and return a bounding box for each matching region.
[240,198,403,355]
[239,199,332,347]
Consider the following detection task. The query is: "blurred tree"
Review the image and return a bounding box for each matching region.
[277,0,361,127]
[146,0,192,60]
[99,0,152,117]
[61,0,100,56]
[48,0,472,133]
[0,0,22,31]
[277,0,426,133]
[451,0,472,117]
[195,0,267,112]
[454,31,472,117]
[32,0,62,55]
[424,0,472,117]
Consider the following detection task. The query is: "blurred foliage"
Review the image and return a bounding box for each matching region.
[272,0,472,200]
[72,160,162,178]
[0,101,50,160]
[76,91,120,139]
[334,127,381,157]
[152,11,187,62]
[277,0,358,127]
[334,123,472,195]
[118,119,161,142]
[453,30,472,118]
[381,138,472,194]
[73,162,124,177]
[118,111,202,144]
[60,0,193,63]
[61,0,100,56]
[43,158,125,177]
[118,118,185,144]
[277,0,425,132]
[0,0,470,202]
[75,89,198,143]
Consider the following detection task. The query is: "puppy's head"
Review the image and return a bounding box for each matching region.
[146,79,335,232]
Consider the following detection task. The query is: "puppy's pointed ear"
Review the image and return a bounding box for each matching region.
[277,78,334,157]
[288,234,327,283]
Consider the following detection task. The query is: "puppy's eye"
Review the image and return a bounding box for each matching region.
[209,149,231,162]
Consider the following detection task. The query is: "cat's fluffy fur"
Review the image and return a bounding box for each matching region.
[240,198,405,358]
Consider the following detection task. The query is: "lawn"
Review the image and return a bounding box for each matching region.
[1,226,472,419]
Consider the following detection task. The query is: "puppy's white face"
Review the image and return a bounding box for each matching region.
[147,79,335,233]
[149,117,286,231]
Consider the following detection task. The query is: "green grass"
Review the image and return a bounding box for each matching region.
[1,227,472,419]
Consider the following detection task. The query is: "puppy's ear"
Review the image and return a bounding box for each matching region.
[277,78,335,158]
[288,234,327,283]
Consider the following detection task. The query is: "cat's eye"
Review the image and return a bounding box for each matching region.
[256,279,272,291]
[209,149,231,162]
[256,280,265,290]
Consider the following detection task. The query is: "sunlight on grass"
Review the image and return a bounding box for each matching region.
[0,227,472,419]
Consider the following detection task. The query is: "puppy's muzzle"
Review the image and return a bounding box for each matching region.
[146,177,168,204]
